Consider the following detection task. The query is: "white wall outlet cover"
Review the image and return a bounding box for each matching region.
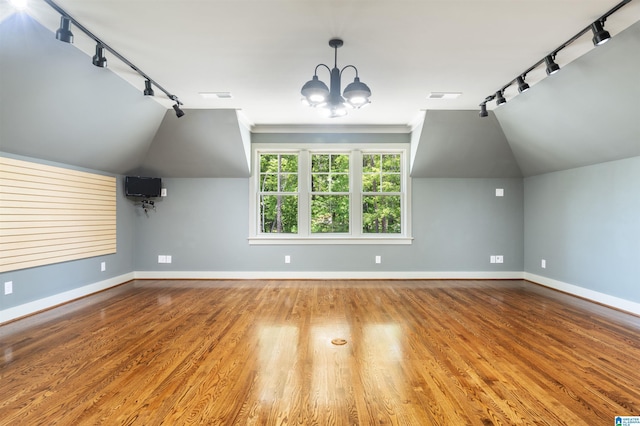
[541,259,546,268]
[161,188,167,197]
[285,255,291,264]
[496,188,504,197]
[101,261,106,271]
[490,255,496,264]
[158,255,166,263]
[495,255,504,263]
[166,255,172,263]
[375,255,382,264]
[4,281,13,295]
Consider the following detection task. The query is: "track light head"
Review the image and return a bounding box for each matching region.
[173,103,185,118]
[545,55,560,75]
[495,91,506,106]
[92,43,107,68]
[516,76,530,93]
[591,21,611,46]
[479,103,488,118]
[55,16,73,43]
[143,80,154,96]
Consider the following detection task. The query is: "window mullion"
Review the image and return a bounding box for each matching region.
[298,150,310,236]
[352,149,362,237]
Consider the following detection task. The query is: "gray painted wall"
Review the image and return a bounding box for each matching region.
[414,178,523,271]
[524,156,640,302]
[0,153,136,311]
[496,21,640,177]
[132,177,523,273]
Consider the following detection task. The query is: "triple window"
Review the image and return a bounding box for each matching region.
[251,144,410,243]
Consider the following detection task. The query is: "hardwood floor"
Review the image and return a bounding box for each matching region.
[1,279,640,425]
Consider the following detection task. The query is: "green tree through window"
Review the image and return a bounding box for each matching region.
[311,154,350,233]
[362,154,402,233]
[259,154,298,233]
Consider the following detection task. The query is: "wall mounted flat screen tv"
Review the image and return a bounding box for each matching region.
[125,176,162,198]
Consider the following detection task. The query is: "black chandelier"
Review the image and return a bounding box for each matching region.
[301,38,371,118]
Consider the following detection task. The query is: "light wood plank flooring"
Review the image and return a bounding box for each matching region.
[1,279,640,425]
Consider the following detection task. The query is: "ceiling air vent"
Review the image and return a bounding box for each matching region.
[199,92,233,99]
[427,92,462,99]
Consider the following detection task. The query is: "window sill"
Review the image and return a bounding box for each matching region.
[248,236,413,245]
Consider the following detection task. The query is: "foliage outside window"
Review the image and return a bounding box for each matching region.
[259,154,298,233]
[362,154,401,234]
[251,144,411,244]
[311,154,350,233]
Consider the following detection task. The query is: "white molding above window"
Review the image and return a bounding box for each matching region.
[247,236,414,245]
[249,143,412,245]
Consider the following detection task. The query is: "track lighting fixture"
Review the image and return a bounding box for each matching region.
[516,76,530,93]
[544,56,560,76]
[301,38,371,118]
[143,80,154,96]
[479,103,488,118]
[173,103,185,118]
[478,0,629,118]
[45,0,183,117]
[591,21,611,46]
[92,43,107,68]
[55,16,73,43]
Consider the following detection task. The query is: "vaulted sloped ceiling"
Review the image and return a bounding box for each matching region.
[0,14,250,178]
[411,110,523,178]
[0,14,165,174]
[1,12,638,180]
[133,109,251,178]
[495,20,640,177]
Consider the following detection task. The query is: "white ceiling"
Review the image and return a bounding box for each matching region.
[2,0,639,130]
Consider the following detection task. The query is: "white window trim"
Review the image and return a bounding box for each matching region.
[248,143,412,245]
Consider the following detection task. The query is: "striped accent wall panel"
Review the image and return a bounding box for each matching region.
[0,157,116,273]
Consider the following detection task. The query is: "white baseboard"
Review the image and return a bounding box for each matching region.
[134,270,525,280]
[0,272,135,324]
[524,272,640,316]
[5,271,637,324]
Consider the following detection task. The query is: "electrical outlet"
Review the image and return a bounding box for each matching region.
[541,259,546,268]
[4,281,13,295]
[101,261,106,271]
[496,188,504,197]
[495,255,504,264]
[166,255,172,264]
[285,255,291,264]
[158,255,166,264]
[161,188,167,197]
[375,255,381,264]
[490,255,496,264]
